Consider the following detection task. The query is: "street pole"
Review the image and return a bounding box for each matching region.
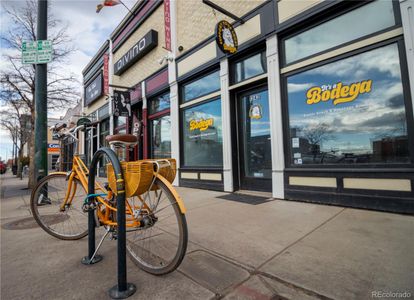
[34,0,48,183]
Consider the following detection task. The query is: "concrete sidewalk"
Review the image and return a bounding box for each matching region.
[1,173,413,300]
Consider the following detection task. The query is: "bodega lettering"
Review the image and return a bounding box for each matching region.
[306,80,372,106]
[189,118,214,131]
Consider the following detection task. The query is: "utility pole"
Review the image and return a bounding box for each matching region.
[34,0,48,183]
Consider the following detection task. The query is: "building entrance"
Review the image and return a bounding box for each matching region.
[236,86,272,191]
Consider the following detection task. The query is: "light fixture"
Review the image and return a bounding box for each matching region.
[158,53,175,65]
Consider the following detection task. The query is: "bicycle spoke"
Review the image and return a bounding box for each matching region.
[31,174,88,240]
[126,178,187,275]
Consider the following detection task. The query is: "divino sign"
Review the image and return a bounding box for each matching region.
[114,30,158,75]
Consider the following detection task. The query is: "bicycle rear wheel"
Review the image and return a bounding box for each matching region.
[30,173,88,240]
[126,178,188,275]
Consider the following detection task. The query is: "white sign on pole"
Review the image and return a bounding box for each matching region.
[36,40,52,63]
[21,40,52,64]
[22,41,38,64]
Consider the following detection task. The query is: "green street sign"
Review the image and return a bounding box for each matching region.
[22,40,52,64]
[22,41,38,64]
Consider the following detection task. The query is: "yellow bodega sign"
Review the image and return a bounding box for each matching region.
[189,118,214,131]
[306,79,372,106]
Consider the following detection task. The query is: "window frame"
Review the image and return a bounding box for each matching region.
[280,0,402,68]
[180,69,221,104]
[98,118,110,176]
[281,37,414,170]
[148,91,170,115]
[147,89,171,158]
[179,97,224,169]
[114,116,128,134]
[229,49,267,85]
[148,114,171,159]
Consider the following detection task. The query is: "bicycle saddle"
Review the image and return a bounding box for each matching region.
[106,134,138,147]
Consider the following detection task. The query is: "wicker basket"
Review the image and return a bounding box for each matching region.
[107,161,153,197]
[148,158,176,190]
[106,159,177,197]
[151,158,176,183]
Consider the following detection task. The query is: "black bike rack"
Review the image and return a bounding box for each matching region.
[82,147,136,299]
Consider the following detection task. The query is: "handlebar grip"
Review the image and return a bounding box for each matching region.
[55,123,67,131]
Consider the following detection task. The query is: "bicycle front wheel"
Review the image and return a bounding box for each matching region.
[30,173,88,240]
[126,178,188,275]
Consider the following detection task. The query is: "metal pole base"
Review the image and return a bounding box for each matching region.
[108,283,137,299]
[81,255,103,265]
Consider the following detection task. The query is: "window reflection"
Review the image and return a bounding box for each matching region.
[151,115,171,158]
[234,51,267,83]
[99,118,110,176]
[284,1,395,64]
[149,93,170,114]
[182,71,220,102]
[183,99,223,167]
[99,119,110,148]
[115,116,127,127]
[287,43,410,165]
[240,89,272,178]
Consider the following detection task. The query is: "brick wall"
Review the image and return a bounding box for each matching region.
[112,4,166,88]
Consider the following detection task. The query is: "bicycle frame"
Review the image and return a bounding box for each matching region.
[54,153,186,229]
[53,124,186,229]
[54,154,136,227]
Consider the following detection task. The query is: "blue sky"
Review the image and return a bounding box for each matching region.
[0,0,137,161]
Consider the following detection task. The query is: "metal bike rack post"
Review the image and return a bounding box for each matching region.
[82,147,136,299]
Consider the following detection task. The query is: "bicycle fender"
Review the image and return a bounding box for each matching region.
[155,175,186,214]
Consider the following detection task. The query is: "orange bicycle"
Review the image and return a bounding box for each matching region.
[30,122,188,275]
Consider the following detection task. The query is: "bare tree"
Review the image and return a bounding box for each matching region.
[302,123,334,147]
[0,114,19,169]
[0,102,29,179]
[0,0,80,187]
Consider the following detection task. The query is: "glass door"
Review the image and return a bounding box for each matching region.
[237,87,272,191]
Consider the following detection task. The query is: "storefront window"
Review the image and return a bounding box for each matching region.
[284,1,395,64]
[99,118,110,176]
[98,103,109,119]
[84,129,91,165]
[151,115,171,158]
[149,93,170,114]
[182,70,220,102]
[183,99,223,167]
[233,51,267,83]
[99,118,110,148]
[287,43,410,165]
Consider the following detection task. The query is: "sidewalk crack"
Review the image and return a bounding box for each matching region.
[256,207,347,270]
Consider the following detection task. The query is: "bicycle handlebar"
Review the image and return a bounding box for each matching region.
[53,121,98,141]
[54,123,67,131]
